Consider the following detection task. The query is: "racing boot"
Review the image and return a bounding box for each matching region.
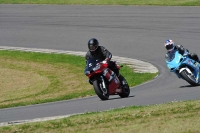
[118,74,123,85]
[113,69,122,84]
[111,65,126,85]
[118,74,127,86]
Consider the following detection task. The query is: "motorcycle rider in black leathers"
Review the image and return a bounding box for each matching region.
[164,39,200,63]
[85,38,123,84]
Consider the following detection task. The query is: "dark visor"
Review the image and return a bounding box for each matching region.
[166,44,173,50]
[89,45,97,51]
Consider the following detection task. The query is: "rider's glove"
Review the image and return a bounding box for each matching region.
[183,50,189,57]
[105,58,110,62]
[101,58,110,64]
[84,71,90,76]
[183,53,188,56]
[101,60,107,64]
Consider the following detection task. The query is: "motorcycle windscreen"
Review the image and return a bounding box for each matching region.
[166,50,182,70]
[85,57,100,72]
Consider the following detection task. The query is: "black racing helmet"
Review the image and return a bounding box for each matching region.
[88,38,99,52]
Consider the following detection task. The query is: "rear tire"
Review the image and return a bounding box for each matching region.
[180,70,200,86]
[93,80,109,100]
[118,75,130,98]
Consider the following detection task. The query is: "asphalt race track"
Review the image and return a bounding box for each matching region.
[0,5,200,124]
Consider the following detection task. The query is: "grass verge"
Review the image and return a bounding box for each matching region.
[1,99,200,133]
[0,50,157,109]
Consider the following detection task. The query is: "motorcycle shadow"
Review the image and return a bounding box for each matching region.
[179,85,200,88]
[104,95,135,101]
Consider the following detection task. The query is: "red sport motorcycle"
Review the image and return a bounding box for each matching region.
[84,58,130,100]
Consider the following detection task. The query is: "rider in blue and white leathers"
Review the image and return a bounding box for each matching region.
[164,39,200,63]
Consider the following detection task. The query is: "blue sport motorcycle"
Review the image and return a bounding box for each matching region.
[166,50,200,86]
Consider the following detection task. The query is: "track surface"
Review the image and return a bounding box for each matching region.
[0,5,200,123]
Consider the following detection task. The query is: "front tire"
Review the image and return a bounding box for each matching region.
[180,70,200,86]
[118,75,130,98]
[93,80,109,100]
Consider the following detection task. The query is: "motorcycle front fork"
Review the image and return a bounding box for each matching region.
[100,76,107,94]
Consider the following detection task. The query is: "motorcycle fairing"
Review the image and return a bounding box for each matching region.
[85,57,122,94]
[166,50,200,82]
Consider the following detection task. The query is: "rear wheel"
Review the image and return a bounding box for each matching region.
[118,75,130,98]
[93,80,109,100]
[180,69,200,86]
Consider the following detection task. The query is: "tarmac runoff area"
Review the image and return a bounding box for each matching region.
[0,46,158,127]
[0,46,158,73]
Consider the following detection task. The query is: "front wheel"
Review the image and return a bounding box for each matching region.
[180,70,200,86]
[93,80,109,100]
[118,75,130,98]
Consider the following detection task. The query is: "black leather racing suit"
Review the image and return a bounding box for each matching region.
[165,45,199,62]
[85,46,119,76]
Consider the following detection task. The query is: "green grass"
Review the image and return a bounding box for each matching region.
[0,50,157,109]
[1,1,199,132]
[0,0,200,6]
[1,100,200,133]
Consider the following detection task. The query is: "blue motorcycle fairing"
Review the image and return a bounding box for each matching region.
[166,50,200,83]
[166,50,183,71]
